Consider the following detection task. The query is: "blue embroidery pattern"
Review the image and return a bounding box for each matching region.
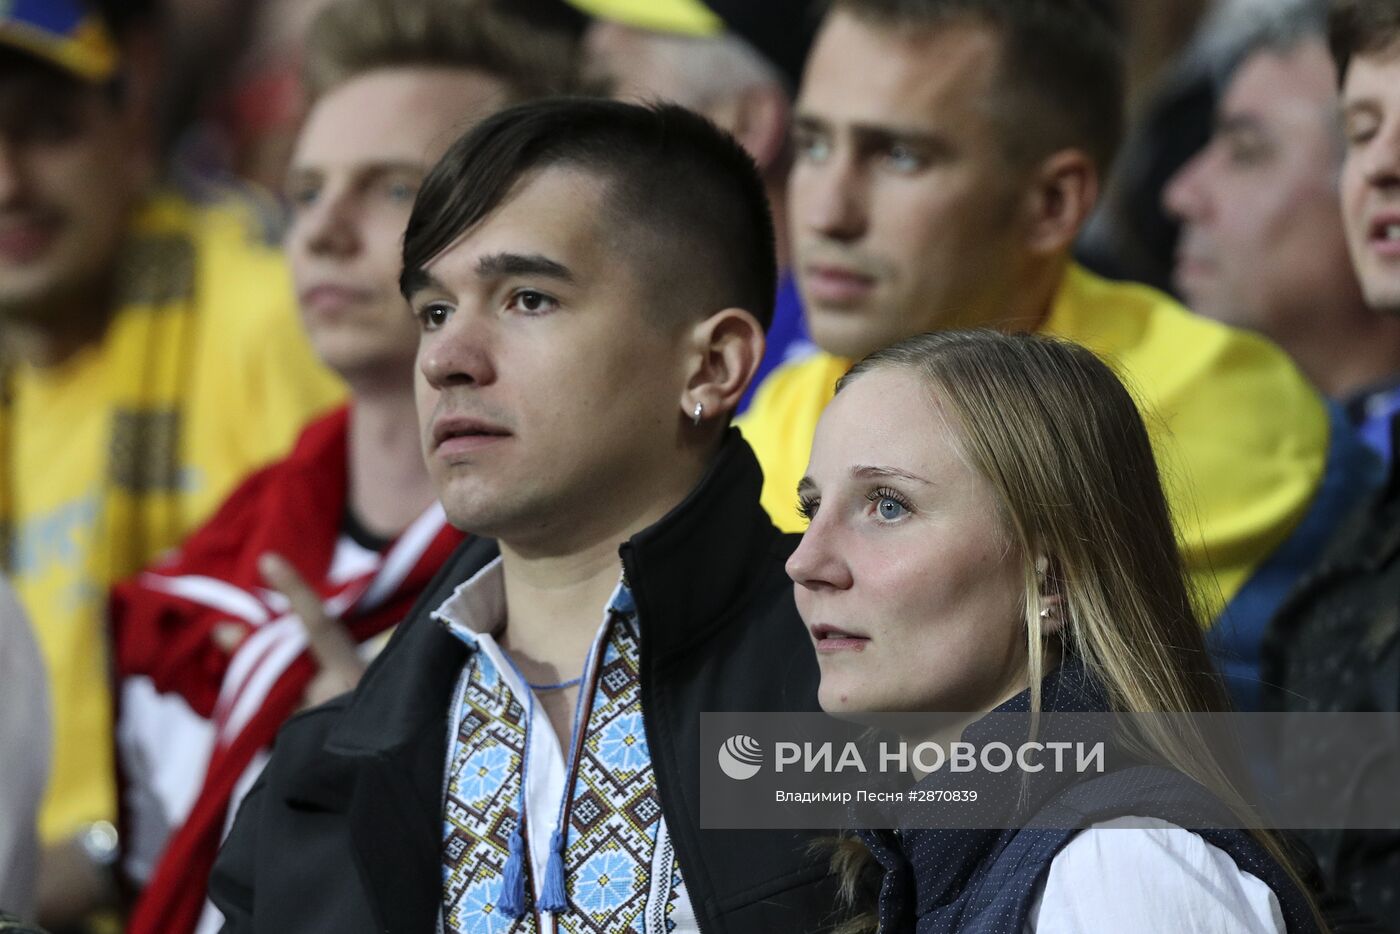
[442,651,532,931]
[440,600,693,933]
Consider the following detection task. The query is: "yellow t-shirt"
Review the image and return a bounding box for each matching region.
[737,264,1329,619]
[5,191,346,842]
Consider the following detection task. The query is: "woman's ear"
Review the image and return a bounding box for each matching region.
[1037,591,1066,637]
[680,307,766,427]
[1034,553,1066,636]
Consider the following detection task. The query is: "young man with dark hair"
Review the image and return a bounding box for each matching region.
[210,99,833,933]
[739,0,1374,710]
[0,2,346,923]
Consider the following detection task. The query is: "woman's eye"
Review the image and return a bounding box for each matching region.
[876,496,907,520]
[867,487,911,521]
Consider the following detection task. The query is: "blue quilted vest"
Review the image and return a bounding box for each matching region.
[857,661,1321,933]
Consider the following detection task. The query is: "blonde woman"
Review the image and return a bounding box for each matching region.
[787,330,1323,933]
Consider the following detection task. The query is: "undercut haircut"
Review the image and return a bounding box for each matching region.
[1329,0,1400,85]
[302,0,577,104]
[400,98,778,330]
[830,0,1125,172]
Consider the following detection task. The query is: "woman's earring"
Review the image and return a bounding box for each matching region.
[692,402,704,426]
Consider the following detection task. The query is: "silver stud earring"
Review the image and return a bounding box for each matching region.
[692,402,704,426]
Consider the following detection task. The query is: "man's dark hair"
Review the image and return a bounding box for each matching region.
[1329,0,1400,86]
[400,98,778,330]
[830,0,1125,173]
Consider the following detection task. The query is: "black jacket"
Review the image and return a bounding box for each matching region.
[209,432,839,933]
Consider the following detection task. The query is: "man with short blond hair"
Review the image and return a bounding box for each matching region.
[739,0,1374,711]
[112,2,575,931]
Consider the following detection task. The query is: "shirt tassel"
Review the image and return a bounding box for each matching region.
[539,828,570,912]
[498,825,529,919]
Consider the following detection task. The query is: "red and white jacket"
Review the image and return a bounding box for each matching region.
[112,406,464,934]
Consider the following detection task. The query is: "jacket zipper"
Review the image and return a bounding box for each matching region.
[622,546,709,934]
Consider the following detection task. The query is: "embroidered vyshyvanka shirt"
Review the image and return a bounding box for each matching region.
[436,557,699,934]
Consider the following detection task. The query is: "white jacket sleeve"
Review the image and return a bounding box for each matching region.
[1026,817,1287,934]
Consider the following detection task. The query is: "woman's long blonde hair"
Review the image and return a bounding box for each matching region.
[826,329,1322,931]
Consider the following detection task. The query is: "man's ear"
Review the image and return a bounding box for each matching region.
[729,84,791,175]
[1022,149,1098,257]
[681,307,766,425]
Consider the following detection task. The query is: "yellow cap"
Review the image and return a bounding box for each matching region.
[566,0,724,37]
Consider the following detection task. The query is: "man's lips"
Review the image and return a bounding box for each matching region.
[1366,213,1400,258]
[430,415,513,455]
[802,263,877,306]
[810,623,871,653]
[1172,251,1215,284]
[0,219,59,263]
[300,283,375,316]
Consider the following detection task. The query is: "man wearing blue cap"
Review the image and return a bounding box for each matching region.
[0,0,343,924]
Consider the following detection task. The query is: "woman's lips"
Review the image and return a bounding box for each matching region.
[810,623,871,653]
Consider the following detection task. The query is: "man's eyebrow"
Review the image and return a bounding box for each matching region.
[851,464,932,485]
[401,267,447,299]
[285,159,424,187]
[475,252,575,282]
[1215,112,1266,137]
[795,112,949,152]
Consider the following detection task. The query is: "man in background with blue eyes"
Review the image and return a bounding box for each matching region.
[210,98,837,934]
[738,0,1377,712]
[107,3,576,932]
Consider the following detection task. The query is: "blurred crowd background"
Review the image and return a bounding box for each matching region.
[2,0,1400,931]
